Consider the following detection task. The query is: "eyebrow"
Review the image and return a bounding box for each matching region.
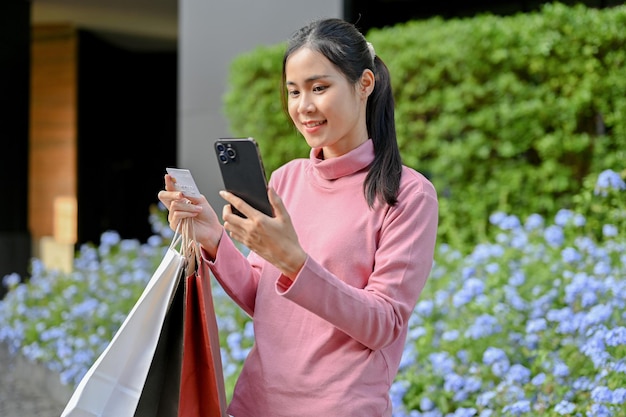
[286,74,332,86]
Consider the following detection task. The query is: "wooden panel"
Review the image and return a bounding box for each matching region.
[29,24,77,240]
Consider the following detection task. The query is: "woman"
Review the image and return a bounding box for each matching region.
[159,17,438,417]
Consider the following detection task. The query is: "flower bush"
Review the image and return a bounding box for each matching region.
[1,170,625,416]
[0,207,174,386]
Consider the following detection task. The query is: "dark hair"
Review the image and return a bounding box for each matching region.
[281,18,402,207]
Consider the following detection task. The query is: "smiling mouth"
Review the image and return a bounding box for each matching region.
[303,120,326,128]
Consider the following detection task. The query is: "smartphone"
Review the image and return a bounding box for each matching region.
[214,138,273,218]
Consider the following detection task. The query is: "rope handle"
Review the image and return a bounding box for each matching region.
[178,218,202,276]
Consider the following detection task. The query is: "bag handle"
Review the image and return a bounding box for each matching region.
[179,218,202,276]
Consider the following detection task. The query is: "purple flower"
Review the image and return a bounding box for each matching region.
[555,209,574,226]
[492,359,511,378]
[509,270,526,286]
[526,318,547,333]
[420,396,435,411]
[572,213,586,227]
[594,169,626,196]
[587,404,612,417]
[453,408,477,417]
[429,352,455,375]
[500,215,521,231]
[502,400,530,415]
[453,277,485,307]
[582,304,613,330]
[591,386,612,403]
[485,263,500,274]
[531,373,546,386]
[483,347,508,365]
[554,400,575,414]
[544,225,565,247]
[506,364,531,385]
[470,243,504,262]
[524,213,544,231]
[553,362,570,378]
[612,360,626,373]
[389,380,409,409]
[602,224,618,238]
[573,377,593,391]
[581,333,609,368]
[561,247,581,263]
[612,388,626,405]
[465,314,501,339]
[415,300,434,317]
[100,230,121,247]
[442,329,460,341]
[477,391,496,407]
[444,373,465,392]
[605,326,626,347]
[2,273,20,288]
[593,261,612,276]
[489,212,507,226]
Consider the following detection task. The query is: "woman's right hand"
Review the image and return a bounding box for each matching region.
[158,174,223,259]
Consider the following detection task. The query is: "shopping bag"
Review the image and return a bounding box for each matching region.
[135,222,228,417]
[61,234,187,417]
[178,260,228,416]
[62,219,228,417]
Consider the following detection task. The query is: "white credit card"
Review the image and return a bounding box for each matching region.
[166,168,201,197]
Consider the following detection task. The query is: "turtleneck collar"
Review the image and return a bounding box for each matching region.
[309,140,375,181]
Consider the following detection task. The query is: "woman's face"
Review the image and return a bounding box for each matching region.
[285,47,373,159]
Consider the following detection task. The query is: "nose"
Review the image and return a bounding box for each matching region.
[298,93,315,114]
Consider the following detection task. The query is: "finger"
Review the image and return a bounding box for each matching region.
[165,174,177,191]
[219,190,255,219]
[158,190,182,210]
[268,187,286,218]
[221,204,242,242]
[159,191,183,207]
[173,197,202,212]
[222,202,233,221]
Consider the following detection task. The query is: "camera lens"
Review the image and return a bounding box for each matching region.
[226,148,236,160]
[219,152,229,164]
[216,143,225,152]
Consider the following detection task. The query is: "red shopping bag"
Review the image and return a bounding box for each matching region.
[178,260,228,417]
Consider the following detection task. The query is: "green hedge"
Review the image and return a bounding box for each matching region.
[223,3,626,249]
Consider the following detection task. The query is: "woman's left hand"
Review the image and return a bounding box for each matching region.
[220,187,307,280]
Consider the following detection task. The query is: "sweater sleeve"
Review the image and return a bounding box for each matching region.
[202,229,261,317]
[276,177,438,351]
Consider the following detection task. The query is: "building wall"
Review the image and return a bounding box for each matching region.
[179,0,342,211]
[29,25,77,241]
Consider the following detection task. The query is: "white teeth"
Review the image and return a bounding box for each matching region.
[304,121,324,127]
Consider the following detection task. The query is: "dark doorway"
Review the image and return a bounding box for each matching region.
[0,0,31,296]
[77,31,177,245]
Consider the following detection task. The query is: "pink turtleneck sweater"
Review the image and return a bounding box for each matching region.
[206,140,438,417]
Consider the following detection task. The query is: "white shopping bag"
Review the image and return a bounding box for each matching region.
[61,239,187,417]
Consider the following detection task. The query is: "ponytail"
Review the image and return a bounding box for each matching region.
[364,56,402,207]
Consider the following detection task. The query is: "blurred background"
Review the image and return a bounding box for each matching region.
[1,0,622,291]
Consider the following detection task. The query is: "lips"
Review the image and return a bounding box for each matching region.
[302,120,326,128]
[302,120,327,134]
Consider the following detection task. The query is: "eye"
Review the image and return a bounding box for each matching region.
[313,85,327,93]
[288,89,300,98]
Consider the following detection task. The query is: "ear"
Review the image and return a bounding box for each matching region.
[359,69,375,98]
